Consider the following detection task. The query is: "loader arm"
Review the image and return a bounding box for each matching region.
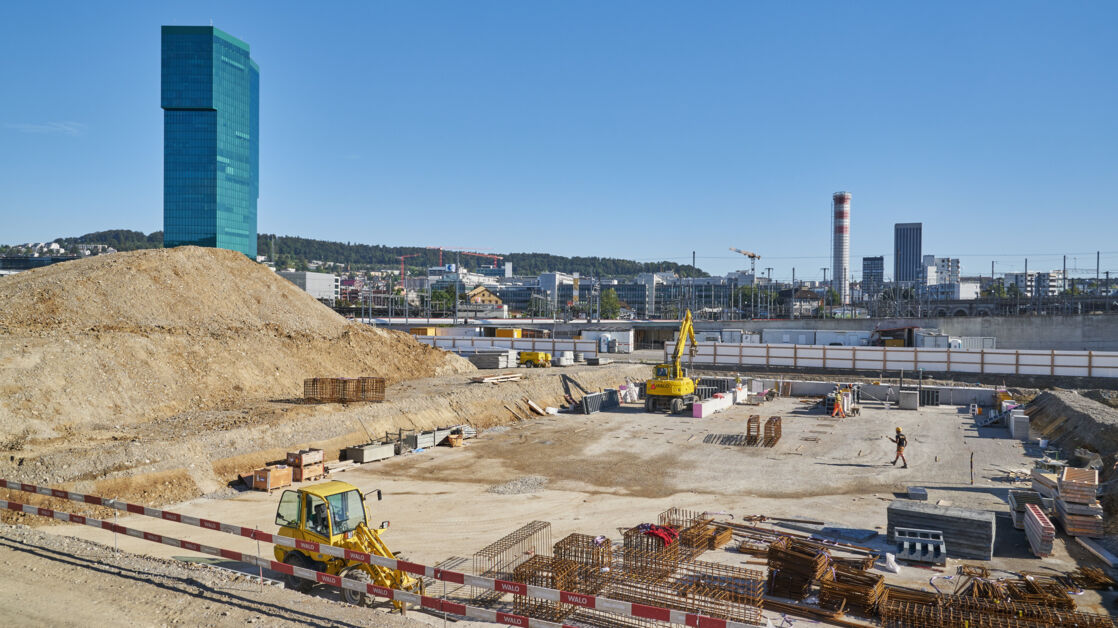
[352,523,423,594]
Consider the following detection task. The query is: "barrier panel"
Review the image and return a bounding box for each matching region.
[665,342,1118,379]
[416,337,600,357]
[0,479,755,628]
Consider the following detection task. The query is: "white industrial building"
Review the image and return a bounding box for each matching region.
[278,271,340,302]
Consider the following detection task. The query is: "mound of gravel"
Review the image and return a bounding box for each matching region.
[487,475,549,495]
[0,246,472,437]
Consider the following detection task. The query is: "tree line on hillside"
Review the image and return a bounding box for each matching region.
[37,230,708,278]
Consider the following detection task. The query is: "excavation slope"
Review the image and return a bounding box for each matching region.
[0,246,471,437]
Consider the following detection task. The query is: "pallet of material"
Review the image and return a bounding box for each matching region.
[293,461,326,482]
[1024,503,1056,557]
[1058,467,1099,504]
[286,448,324,467]
[252,465,293,492]
[1008,490,1045,530]
[344,442,395,463]
[887,501,995,560]
[1031,468,1058,498]
[585,357,611,365]
[467,351,515,369]
[1055,500,1105,537]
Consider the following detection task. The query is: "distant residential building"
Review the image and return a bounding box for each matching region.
[466,286,502,305]
[922,255,960,285]
[162,26,260,258]
[1003,271,1064,297]
[925,281,980,300]
[893,223,923,283]
[862,256,884,297]
[278,271,339,302]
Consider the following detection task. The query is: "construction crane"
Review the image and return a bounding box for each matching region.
[730,248,761,318]
[644,309,698,414]
[425,247,503,269]
[397,254,420,291]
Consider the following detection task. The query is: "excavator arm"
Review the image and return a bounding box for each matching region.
[670,310,696,379]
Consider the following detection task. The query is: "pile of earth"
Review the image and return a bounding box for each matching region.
[0,246,472,440]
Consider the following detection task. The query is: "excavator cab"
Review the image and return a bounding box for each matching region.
[274,481,422,610]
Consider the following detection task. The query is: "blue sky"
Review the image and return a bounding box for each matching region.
[1,1,1116,280]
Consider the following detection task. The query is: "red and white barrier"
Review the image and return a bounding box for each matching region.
[0,479,757,628]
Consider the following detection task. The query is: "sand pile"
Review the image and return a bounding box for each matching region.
[0,247,471,438]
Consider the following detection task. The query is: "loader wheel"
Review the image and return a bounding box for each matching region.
[644,397,655,413]
[283,552,313,593]
[670,398,685,415]
[341,566,373,606]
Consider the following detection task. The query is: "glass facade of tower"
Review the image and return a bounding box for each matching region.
[162,26,259,257]
[893,223,923,284]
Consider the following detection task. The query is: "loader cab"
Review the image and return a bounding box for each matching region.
[275,481,377,548]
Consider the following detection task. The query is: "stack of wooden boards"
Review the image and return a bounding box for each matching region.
[1031,466,1058,498]
[1024,503,1056,557]
[287,448,326,482]
[1056,467,1104,537]
[887,501,995,560]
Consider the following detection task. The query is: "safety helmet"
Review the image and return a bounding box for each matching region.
[896,427,902,432]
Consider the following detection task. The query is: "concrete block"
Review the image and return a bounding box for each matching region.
[898,390,919,410]
[692,395,733,418]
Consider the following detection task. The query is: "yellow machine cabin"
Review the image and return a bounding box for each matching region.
[644,309,699,414]
[273,480,422,609]
[518,351,552,368]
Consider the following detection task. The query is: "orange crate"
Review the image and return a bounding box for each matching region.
[293,462,325,482]
[252,465,292,492]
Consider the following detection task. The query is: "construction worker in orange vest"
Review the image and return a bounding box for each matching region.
[889,427,908,468]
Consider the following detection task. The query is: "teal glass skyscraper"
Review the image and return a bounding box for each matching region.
[162,26,259,257]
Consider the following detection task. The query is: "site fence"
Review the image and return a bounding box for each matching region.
[416,337,602,356]
[665,342,1118,379]
[0,479,753,628]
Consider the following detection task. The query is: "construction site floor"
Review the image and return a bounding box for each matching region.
[42,396,1118,622]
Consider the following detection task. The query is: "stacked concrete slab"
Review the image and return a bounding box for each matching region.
[467,350,517,369]
[1024,503,1055,557]
[1008,409,1030,440]
[1056,467,1104,537]
[887,501,995,560]
[1008,490,1045,530]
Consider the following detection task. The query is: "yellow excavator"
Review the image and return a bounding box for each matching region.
[644,309,699,414]
[273,480,423,610]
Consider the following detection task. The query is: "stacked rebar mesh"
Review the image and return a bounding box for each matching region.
[303,376,386,403]
[762,416,782,447]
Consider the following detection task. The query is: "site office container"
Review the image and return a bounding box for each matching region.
[495,328,522,338]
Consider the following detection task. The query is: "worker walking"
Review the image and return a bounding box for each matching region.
[889,427,908,468]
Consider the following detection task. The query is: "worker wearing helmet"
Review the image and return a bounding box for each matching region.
[888,427,908,468]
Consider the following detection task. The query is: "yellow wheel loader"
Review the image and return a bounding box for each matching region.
[273,480,423,610]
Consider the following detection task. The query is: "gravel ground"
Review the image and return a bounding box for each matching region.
[486,475,548,495]
[0,523,425,627]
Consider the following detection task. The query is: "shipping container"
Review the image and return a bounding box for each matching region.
[495,328,522,338]
[761,329,817,345]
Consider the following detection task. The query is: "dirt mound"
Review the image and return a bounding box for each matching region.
[1027,391,1118,533]
[0,247,471,438]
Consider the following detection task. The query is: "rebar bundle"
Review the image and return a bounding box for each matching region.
[880,597,1115,628]
[818,565,887,617]
[766,536,833,600]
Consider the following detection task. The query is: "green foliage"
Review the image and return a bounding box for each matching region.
[257,234,709,277]
[599,288,621,319]
[982,281,1007,298]
[53,230,163,251]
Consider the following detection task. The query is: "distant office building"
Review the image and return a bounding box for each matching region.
[1003,271,1064,297]
[162,26,260,257]
[893,223,923,283]
[862,256,884,297]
